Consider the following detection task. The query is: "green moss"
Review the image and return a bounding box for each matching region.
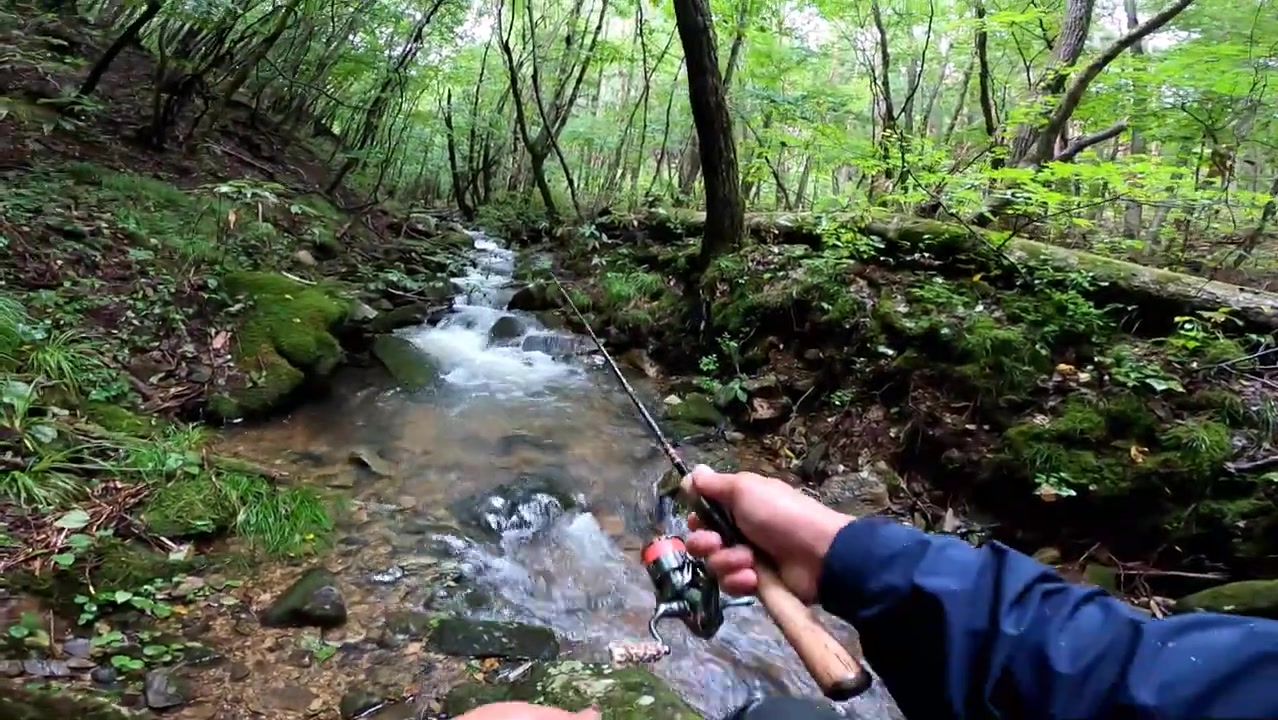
[1158,417,1233,473]
[1175,389,1249,427]
[1175,580,1278,618]
[0,685,130,720]
[213,272,351,419]
[141,471,333,555]
[443,661,700,719]
[83,402,163,436]
[1098,393,1159,439]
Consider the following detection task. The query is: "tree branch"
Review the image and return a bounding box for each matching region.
[1053,120,1128,162]
[1033,0,1196,164]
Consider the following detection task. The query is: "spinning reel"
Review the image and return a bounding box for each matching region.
[640,534,755,649]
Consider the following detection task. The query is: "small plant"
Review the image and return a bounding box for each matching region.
[6,611,43,640]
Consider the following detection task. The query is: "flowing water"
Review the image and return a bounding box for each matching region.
[223,233,901,720]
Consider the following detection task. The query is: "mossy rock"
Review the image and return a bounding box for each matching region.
[428,618,559,660]
[372,335,441,391]
[0,684,129,720]
[1174,579,1278,619]
[442,660,700,719]
[211,272,351,419]
[666,393,723,428]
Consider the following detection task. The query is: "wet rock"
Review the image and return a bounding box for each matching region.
[23,658,71,677]
[429,618,559,660]
[369,565,405,584]
[488,315,528,345]
[0,659,23,677]
[287,649,314,668]
[797,442,829,483]
[340,689,385,720]
[1175,579,1278,618]
[507,283,559,312]
[350,447,396,478]
[450,473,577,539]
[63,637,93,658]
[260,567,348,628]
[665,393,723,427]
[370,302,442,334]
[144,668,189,709]
[620,349,660,378]
[384,611,435,639]
[520,333,593,357]
[66,657,98,670]
[351,300,379,322]
[443,660,697,718]
[372,334,441,391]
[294,249,318,266]
[90,666,118,686]
[170,575,206,599]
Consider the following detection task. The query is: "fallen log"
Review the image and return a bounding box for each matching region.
[600,209,1278,335]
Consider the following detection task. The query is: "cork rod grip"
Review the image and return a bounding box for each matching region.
[677,483,872,702]
[752,560,871,701]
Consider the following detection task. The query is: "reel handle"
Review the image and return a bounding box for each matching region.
[679,481,873,702]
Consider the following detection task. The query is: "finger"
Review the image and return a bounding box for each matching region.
[685,529,723,557]
[687,511,702,531]
[720,567,759,596]
[683,464,736,503]
[706,545,754,578]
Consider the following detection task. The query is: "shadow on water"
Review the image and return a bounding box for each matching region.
[220,234,901,720]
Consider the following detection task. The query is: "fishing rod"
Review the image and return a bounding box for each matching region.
[550,274,872,702]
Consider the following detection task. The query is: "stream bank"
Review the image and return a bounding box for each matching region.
[512,212,1278,617]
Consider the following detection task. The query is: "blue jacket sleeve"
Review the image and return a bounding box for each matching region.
[818,516,1278,720]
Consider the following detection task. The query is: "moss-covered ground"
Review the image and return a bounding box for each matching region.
[534,214,1278,587]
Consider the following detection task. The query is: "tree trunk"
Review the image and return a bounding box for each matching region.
[672,0,744,286]
[79,0,162,96]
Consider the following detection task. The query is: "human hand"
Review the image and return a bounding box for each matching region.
[683,464,851,603]
[454,702,600,720]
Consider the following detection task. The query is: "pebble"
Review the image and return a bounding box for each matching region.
[63,637,93,658]
[228,662,251,681]
[23,658,71,677]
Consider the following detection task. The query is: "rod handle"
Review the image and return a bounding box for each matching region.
[679,482,872,702]
[753,560,872,701]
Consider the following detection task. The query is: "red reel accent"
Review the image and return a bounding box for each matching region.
[641,535,687,566]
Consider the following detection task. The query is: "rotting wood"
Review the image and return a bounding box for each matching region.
[599,209,1278,335]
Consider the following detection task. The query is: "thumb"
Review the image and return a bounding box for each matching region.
[686,464,736,502]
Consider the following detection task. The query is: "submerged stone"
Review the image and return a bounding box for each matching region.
[450,473,578,539]
[443,660,700,719]
[1175,579,1278,619]
[339,689,385,719]
[428,618,559,660]
[260,567,348,628]
[372,334,441,391]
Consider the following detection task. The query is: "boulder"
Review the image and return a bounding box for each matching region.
[520,333,593,357]
[372,334,441,391]
[443,660,700,719]
[450,473,578,539]
[665,393,723,427]
[428,618,559,660]
[207,272,351,421]
[488,315,529,345]
[260,567,348,628]
[1174,579,1278,619]
[508,283,560,312]
[370,302,448,334]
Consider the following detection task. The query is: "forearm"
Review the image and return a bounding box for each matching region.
[818,517,1278,719]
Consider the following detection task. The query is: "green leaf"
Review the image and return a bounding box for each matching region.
[52,552,76,567]
[112,590,134,604]
[54,509,91,530]
[27,423,58,444]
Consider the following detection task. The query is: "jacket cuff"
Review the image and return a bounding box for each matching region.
[817,516,920,617]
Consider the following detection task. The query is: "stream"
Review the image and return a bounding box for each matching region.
[223,232,902,720]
